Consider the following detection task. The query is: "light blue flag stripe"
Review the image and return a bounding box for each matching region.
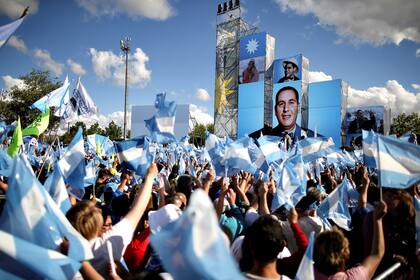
[43,165,71,214]
[222,136,257,176]
[145,93,177,143]
[273,153,306,209]
[295,231,315,280]
[0,150,12,176]
[58,127,86,199]
[377,134,420,189]
[0,154,93,261]
[0,17,25,48]
[0,230,81,279]
[362,130,377,168]
[297,137,335,163]
[150,189,244,280]
[317,177,352,231]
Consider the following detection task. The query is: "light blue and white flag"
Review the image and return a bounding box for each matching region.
[32,76,70,114]
[145,92,177,143]
[58,127,86,199]
[222,136,257,176]
[150,189,244,280]
[273,153,306,209]
[257,135,286,165]
[43,165,71,214]
[114,136,152,177]
[317,177,352,231]
[297,137,335,163]
[0,16,25,48]
[83,160,97,187]
[295,231,315,280]
[187,156,197,177]
[0,230,81,279]
[362,130,378,169]
[377,134,420,189]
[86,134,115,157]
[205,131,226,176]
[247,139,269,176]
[60,78,97,123]
[0,154,93,261]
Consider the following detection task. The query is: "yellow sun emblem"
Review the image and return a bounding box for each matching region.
[215,74,235,114]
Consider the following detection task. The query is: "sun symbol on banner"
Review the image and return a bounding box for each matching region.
[246,39,259,54]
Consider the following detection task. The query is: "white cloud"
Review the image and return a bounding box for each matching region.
[33,49,64,76]
[416,48,420,57]
[0,0,38,18]
[90,47,151,88]
[60,111,131,135]
[195,88,210,101]
[275,0,420,45]
[67,59,86,76]
[190,104,213,125]
[7,35,28,53]
[76,0,175,21]
[308,71,333,83]
[348,80,420,116]
[1,75,26,90]
[412,83,420,91]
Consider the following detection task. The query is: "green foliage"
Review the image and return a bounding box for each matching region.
[390,113,420,135]
[61,121,86,144]
[105,121,122,141]
[189,123,214,146]
[86,122,104,136]
[0,70,62,131]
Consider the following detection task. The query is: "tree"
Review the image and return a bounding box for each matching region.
[0,70,62,131]
[105,121,122,140]
[86,122,104,136]
[189,123,214,147]
[390,113,420,136]
[61,121,86,144]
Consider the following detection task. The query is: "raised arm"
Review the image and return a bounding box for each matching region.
[358,167,369,209]
[361,201,387,278]
[124,163,158,229]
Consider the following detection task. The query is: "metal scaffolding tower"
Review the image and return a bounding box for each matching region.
[214,0,256,139]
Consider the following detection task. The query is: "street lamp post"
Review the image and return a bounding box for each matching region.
[120,37,130,139]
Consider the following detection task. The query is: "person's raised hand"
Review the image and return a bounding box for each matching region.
[374,200,387,220]
[146,162,158,179]
[288,207,299,224]
[362,166,369,187]
[227,188,236,205]
[257,180,268,197]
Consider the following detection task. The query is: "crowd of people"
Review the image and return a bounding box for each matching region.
[0,133,418,280]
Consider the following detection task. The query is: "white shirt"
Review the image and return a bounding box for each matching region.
[89,218,134,277]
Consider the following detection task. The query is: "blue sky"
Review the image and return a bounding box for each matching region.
[0,0,419,127]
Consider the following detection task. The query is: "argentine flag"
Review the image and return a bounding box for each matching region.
[150,189,244,280]
[145,92,177,143]
[376,134,420,189]
[114,136,152,177]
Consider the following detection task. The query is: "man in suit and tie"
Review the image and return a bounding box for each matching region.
[249,86,315,146]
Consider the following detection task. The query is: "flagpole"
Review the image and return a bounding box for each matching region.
[375,133,382,201]
[120,37,130,140]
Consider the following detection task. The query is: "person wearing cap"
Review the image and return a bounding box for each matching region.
[278,58,300,83]
[249,85,316,145]
[242,59,259,83]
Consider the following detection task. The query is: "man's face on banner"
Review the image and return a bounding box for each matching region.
[275,88,298,131]
[284,62,297,78]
